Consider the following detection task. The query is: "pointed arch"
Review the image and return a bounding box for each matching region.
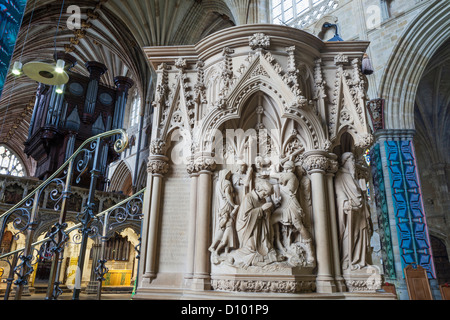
[199,74,325,153]
[108,160,133,196]
[379,0,450,130]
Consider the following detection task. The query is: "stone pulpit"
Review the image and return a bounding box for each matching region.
[135,25,387,299]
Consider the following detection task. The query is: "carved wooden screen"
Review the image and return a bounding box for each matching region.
[404,265,433,300]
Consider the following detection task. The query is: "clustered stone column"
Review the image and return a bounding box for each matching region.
[140,140,169,283]
[303,152,337,293]
[191,153,216,291]
[184,157,198,284]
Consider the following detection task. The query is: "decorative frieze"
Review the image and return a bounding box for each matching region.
[211,278,316,294]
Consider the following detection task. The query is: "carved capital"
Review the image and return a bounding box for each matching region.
[186,158,198,175]
[147,156,169,176]
[326,159,339,174]
[303,155,328,173]
[194,156,216,173]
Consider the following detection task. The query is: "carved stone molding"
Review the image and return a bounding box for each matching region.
[211,279,316,294]
[344,272,383,293]
[150,139,167,156]
[249,33,270,50]
[334,53,349,66]
[355,133,374,149]
[326,159,339,174]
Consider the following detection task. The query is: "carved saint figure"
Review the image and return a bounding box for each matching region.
[335,152,373,271]
[235,179,278,268]
[232,160,253,204]
[209,169,239,258]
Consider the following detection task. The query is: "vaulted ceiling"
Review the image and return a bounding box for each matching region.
[0,0,237,171]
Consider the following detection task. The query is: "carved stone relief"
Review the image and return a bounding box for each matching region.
[141,26,379,296]
[210,159,316,270]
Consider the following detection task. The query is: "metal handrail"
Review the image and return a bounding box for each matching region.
[0,129,129,300]
[0,129,128,222]
[0,187,146,261]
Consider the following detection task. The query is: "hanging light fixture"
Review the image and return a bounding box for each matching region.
[22,0,69,86]
[11,61,23,76]
[55,84,65,94]
[55,59,66,74]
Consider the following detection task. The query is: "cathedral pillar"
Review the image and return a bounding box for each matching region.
[304,153,337,293]
[141,152,169,281]
[184,158,198,284]
[326,157,346,292]
[371,129,437,299]
[191,153,216,291]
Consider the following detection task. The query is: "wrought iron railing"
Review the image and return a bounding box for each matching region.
[0,129,139,300]
[0,188,145,300]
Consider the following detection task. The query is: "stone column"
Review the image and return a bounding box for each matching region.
[141,152,169,282]
[326,157,346,292]
[191,154,216,291]
[373,129,437,299]
[184,158,199,286]
[304,152,337,293]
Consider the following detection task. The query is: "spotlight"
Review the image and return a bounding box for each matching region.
[55,84,65,94]
[55,59,65,74]
[11,61,23,76]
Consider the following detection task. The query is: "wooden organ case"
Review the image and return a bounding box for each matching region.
[24,53,134,190]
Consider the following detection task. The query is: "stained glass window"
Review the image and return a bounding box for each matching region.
[271,0,340,29]
[0,145,25,177]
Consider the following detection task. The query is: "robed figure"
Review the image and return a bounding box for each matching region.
[235,179,278,268]
[210,169,239,259]
[335,152,373,271]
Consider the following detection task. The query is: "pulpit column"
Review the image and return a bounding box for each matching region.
[184,158,199,285]
[141,140,169,282]
[191,154,216,291]
[326,157,346,292]
[304,152,337,293]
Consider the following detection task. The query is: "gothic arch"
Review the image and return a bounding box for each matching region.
[199,76,325,153]
[379,0,450,130]
[108,160,133,196]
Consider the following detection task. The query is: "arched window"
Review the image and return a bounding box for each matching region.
[0,145,25,177]
[271,0,339,28]
[129,93,141,127]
